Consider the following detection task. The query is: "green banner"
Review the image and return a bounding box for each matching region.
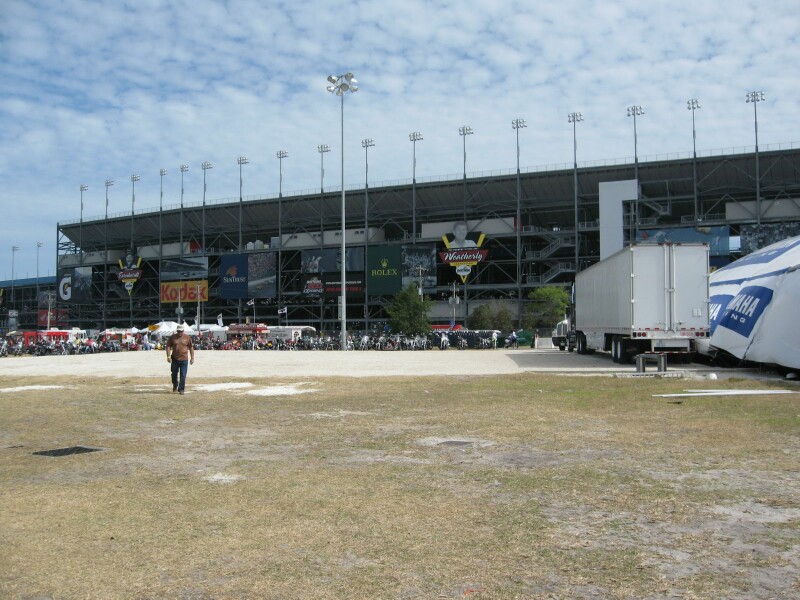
[367,245,402,295]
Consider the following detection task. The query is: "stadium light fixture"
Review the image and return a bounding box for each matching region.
[626,105,644,237]
[746,91,765,227]
[409,132,422,243]
[687,99,701,221]
[327,72,358,350]
[512,118,527,325]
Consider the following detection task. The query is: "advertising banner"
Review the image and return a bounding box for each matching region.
[220,254,248,299]
[440,221,488,283]
[117,250,143,296]
[301,274,324,297]
[637,226,730,256]
[38,309,68,328]
[705,235,800,369]
[248,252,277,298]
[323,273,365,298]
[160,257,209,281]
[301,247,364,273]
[401,245,437,289]
[160,280,208,304]
[57,266,93,304]
[367,245,402,295]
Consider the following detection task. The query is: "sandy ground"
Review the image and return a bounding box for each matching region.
[0,347,757,380]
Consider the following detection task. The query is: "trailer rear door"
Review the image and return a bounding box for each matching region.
[670,244,710,331]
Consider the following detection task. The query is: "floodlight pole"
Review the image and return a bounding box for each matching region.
[179,165,188,257]
[79,184,88,266]
[103,179,114,330]
[130,174,139,251]
[36,241,43,300]
[746,91,765,227]
[158,169,166,321]
[318,144,330,193]
[409,132,422,244]
[277,150,288,314]
[627,105,644,240]
[568,112,583,274]
[237,156,249,323]
[326,72,358,350]
[237,156,248,252]
[201,161,213,256]
[458,125,473,222]
[10,245,19,308]
[362,139,374,329]
[686,100,701,222]
[512,119,526,327]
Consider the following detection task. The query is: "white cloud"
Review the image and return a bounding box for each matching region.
[0,0,798,277]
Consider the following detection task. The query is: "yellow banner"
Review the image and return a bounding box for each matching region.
[160,280,208,303]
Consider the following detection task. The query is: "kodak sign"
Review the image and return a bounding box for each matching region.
[160,280,209,303]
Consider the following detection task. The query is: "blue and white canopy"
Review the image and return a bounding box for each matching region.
[706,235,800,368]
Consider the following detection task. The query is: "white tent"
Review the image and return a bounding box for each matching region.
[147,321,198,336]
[702,235,800,369]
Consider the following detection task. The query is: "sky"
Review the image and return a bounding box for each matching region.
[1,0,798,280]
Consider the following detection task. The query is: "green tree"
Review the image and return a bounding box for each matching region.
[522,286,570,329]
[386,283,432,335]
[467,300,514,332]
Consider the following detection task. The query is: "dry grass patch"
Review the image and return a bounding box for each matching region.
[0,373,798,598]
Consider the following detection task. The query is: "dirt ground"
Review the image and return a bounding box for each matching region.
[1,352,797,598]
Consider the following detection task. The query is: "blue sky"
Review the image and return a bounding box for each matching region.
[1,0,798,279]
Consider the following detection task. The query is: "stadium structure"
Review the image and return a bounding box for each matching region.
[3,144,800,333]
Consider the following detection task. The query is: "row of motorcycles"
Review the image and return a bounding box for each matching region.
[0,338,122,357]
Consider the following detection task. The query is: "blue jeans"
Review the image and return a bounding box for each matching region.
[170,359,189,392]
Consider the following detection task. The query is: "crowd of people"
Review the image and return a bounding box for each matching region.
[2,328,529,356]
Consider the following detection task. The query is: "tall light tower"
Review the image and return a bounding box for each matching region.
[237,156,248,251]
[159,169,166,254]
[326,71,358,350]
[36,241,43,299]
[511,118,526,326]
[79,184,88,265]
[686,99,701,222]
[317,144,330,192]
[568,112,583,273]
[459,125,474,221]
[362,138,374,329]
[179,164,188,257]
[130,174,140,250]
[103,179,114,330]
[276,150,288,313]
[627,105,644,238]
[409,132,422,243]
[11,245,19,307]
[236,156,249,323]
[746,91,765,227]
[159,169,166,321]
[201,161,213,255]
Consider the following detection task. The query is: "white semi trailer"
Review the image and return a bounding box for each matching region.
[571,243,710,363]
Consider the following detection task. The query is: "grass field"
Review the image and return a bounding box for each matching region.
[1,373,798,599]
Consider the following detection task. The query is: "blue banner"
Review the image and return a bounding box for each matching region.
[220,254,248,299]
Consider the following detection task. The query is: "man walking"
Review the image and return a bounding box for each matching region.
[166,324,194,395]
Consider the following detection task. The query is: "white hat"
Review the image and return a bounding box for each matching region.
[176,324,185,331]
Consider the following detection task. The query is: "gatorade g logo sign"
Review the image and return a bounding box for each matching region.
[717,285,773,338]
[58,274,72,301]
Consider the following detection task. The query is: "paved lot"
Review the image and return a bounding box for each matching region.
[0,347,741,380]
